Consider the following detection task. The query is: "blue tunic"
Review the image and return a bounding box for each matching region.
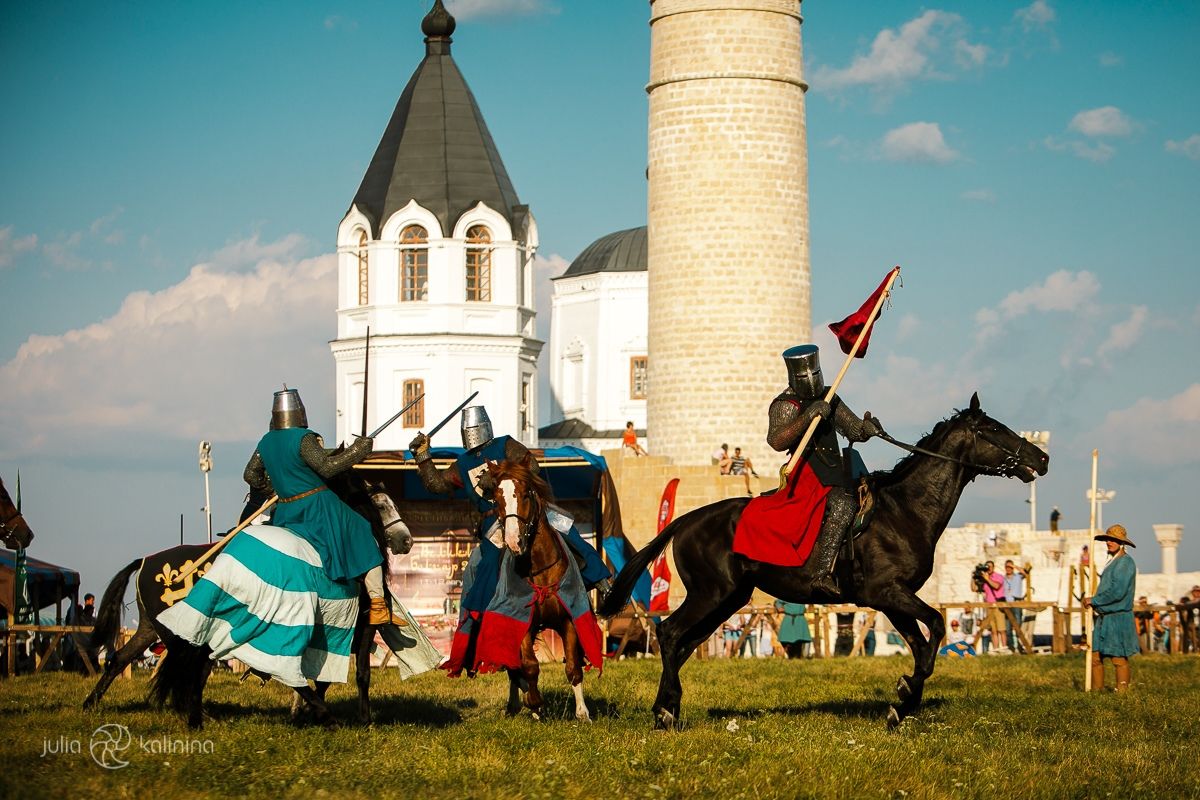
[1092,552,1139,658]
[256,428,381,583]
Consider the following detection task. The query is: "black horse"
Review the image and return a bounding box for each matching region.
[0,475,34,549]
[599,393,1048,729]
[84,471,414,727]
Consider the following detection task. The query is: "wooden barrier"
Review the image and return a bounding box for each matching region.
[2,624,98,677]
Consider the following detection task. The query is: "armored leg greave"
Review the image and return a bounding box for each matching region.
[810,488,856,598]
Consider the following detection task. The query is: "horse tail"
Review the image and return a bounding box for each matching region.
[597,520,681,618]
[149,637,209,714]
[90,559,142,650]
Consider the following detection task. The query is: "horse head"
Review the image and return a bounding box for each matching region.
[365,481,413,555]
[486,456,550,556]
[955,392,1049,482]
[0,477,33,549]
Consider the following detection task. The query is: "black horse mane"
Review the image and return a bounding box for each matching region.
[869,406,981,489]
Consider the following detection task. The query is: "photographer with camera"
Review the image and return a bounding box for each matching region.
[973,560,1006,653]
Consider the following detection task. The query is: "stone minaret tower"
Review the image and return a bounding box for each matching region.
[646,0,810,465]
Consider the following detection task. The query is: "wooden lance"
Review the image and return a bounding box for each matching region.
[780,267,901,486]
[1083,448,1099,691]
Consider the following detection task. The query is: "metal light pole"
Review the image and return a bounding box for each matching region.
[1019,431,1051,532]
[199,441,213,544]
[1086,488,1116,533]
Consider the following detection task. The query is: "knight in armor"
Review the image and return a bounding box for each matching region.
[767,345,883,598]
[243,388,402,627]
[408,406,612,613]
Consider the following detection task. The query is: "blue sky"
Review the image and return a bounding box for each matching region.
[2,1,1198,596]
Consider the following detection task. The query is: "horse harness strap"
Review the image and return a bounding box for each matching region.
[278,485,327,503]
[875,429,1022,477]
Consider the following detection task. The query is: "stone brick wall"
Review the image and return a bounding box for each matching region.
[647,0,810,466]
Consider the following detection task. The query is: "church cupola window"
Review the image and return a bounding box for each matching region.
[356,230,369,306]
[400,225,429,302]
[630,356,648,400]
[465,225,492,302]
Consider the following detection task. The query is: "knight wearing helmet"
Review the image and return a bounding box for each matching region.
[767,345,883,598]
[409,407,612,659]
[243,388,402,626]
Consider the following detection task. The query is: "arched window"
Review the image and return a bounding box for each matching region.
[356,230,369,306]
[400,225,428,301]
[465,225,492,302]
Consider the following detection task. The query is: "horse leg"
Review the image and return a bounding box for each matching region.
[562,623,590,722]
[83,620,158,709]
[653,585,753,730]
[876,589,945,727]
[505,669,525,717]
[519,634,543,720]
[186,658,214,729]
[355,621,374,725]
[292,683,337,728]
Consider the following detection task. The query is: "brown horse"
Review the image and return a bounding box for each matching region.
[0,475,34,549]
[486,458,599,721]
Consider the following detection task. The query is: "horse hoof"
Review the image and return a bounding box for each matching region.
[896,676,912,702]
[886,706,901,729]
[653,709,676,731]
[531,712,542,722]
[576,712,593,724]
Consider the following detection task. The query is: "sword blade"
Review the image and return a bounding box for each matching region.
[368,393,425,439]
[425,391,480,439]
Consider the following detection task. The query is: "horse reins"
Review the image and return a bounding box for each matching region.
[499,485,564,578]
[875,425,1024,477]
[0,507,27,543]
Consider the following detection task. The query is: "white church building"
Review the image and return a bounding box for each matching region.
[330,3,541,452]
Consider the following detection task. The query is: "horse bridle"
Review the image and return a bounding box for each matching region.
[0,506,28,544]
[877,421,1025,478]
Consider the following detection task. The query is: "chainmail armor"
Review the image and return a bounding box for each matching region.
[243,451,272,493]
[299,433,372,478]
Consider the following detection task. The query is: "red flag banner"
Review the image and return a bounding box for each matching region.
[650,478,679,614]
[827,266,900,358]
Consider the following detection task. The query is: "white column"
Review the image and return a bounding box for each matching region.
[1153,524,1183,576]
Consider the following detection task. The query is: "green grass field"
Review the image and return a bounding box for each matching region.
[2,654,1198,799]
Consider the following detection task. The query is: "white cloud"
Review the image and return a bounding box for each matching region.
[1097,384,1200,467]
[0,226,38,268]
[1043,136,1116,163]
[1069,106,1135,138]
[89,207,124,236]
[974,270,1101,343]
[0,235,336,461]
[1015,1,1056,32]
[446,0,559,20]
[1098,51,1123,67]
[813,10,986,95]
[1096,305,1147,359]
[895,313,920,342]
[42,231,88,269]
[323,15,358,31]
[962,188,996,203]
[1165,134,1200,161]
[881,122,960,163]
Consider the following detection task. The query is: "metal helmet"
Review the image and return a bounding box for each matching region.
[270,388,308,430]
[461,405,494,451]
[783,344,825,399]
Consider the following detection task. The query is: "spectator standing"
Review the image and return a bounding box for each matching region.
[980,560,1006,651]
[1003,560,1027,651]
[774,600,812,659]
[622,421,647,456]
[833,611,854,656]
[857,611,877,656]
[1133,596,1162,654]
[1050,506,1061,533]
[1084,524,1139,692]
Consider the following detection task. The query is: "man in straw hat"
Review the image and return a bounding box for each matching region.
[1083,523,1139,691]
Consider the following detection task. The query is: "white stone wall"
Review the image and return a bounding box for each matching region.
[550,270,648,432]
[647,0,811,466]
[330,201,542,450]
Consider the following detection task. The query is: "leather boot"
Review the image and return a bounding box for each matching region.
[1090,651,1105,691]
[368,596,407,628]
[1113,657,1130,692]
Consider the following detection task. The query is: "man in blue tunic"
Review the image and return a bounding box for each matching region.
[244,388,402,627]
[409,407,611,604]
[1084,523,1139,692]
